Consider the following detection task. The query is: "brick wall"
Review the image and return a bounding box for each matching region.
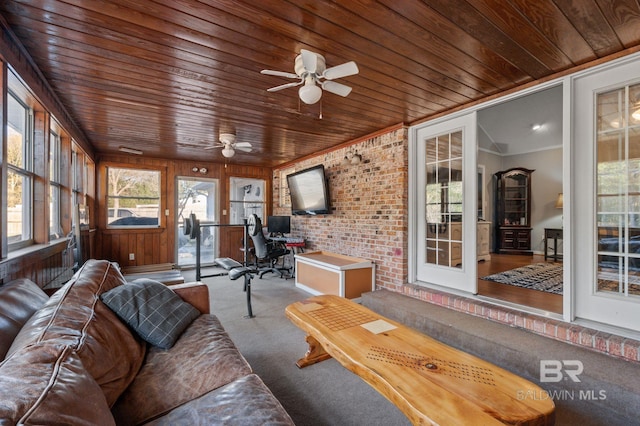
[273,126,408,291]
[273,126,640,363]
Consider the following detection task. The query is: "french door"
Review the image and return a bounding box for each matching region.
[176,177,219,267]
[573,55,640,331]
[413,113,478,293]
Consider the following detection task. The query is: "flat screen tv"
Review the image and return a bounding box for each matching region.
[287,165,331,215]
[267,215,291,235]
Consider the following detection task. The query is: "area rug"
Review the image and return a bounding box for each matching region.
[481,263,563,294]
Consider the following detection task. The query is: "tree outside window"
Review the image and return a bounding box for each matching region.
[107,167,160,227]
[7,92,33,246]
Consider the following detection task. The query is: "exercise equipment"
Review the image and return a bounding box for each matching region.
[182,216,256,317]
[182,215,249,281]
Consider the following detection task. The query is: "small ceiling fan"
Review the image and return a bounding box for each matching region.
[261,49,359,105]
[205,133,252,158]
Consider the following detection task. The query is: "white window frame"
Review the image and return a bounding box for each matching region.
[106,166,161,228]
[229,177,266,225]
[6,91,34,250]
[49,130,62,238]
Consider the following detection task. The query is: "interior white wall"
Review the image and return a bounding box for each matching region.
[478,147,562,254]
[502,147,563,254]
[478,149,501,251]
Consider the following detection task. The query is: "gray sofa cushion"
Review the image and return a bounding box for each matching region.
[101,278,199,349]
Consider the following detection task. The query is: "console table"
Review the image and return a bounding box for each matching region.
[285,295,555,425]
[544,228,563,261]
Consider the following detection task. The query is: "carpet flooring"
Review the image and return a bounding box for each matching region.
[182,267,410,426]
[481,262,563,294]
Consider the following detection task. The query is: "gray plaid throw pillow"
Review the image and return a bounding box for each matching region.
[101,278,200,349]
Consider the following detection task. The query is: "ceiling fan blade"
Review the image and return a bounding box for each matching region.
[323,61,359,80]
[267,81,302,92]
[322,80,353,97]
[236,146,253,153]
[260,69,299,79]
[234,142,252,148]
[204,145,223,150]
[300,49,317,74]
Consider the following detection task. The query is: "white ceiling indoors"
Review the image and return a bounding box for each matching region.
[478,85,563,156]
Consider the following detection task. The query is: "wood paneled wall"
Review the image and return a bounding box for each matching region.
[96,154,272,267]
[0,240,74,289]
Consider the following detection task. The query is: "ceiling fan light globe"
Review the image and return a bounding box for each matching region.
[299,84,322,104]
[222,147,235,158]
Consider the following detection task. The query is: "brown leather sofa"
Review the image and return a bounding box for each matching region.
[0,259,294,425]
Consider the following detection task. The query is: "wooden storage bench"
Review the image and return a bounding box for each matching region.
[294,251,374,300]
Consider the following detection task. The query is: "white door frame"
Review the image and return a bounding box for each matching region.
[410,112,478,294]
[572,53,640,331]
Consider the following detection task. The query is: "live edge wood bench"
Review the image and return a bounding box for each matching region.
[285,295,555,425]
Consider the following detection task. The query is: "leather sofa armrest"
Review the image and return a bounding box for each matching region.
[169,282,210,314]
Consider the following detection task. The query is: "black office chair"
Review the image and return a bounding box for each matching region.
[247,214,290,278]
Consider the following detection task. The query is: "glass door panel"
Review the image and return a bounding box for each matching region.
[425,131,463,268]
[176,178,219,267]
[596,83,640,298]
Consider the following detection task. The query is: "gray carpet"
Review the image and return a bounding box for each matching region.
[182,267,410,426]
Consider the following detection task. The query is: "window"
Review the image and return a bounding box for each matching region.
[6,92,33,248]
[107,167,160,227]
[425,131,463,268]
[279,167,295,207]
[229,177,265,225]
[72,148,83,207]
[596,82,640,297]
[49,130,62,238]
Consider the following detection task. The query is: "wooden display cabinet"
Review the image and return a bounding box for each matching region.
[495,168,534,255]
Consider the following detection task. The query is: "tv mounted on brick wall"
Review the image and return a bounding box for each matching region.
[287,165,331,215]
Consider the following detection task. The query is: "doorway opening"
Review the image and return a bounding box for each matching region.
[476,85,564,313]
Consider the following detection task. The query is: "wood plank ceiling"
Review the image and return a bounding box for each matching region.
[1,0,640,168]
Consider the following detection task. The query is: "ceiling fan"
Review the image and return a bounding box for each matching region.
[205,133,252,158]
[261,49,359,105]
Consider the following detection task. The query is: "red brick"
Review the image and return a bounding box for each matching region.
[556,324,568,341]
[623,339,640,361]
[567,327,582,344]
[579,329,595,348]
[593,332,610,352]
[608,336,624,357]
[533,319,546,334]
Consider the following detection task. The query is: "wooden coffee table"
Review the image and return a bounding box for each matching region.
[285,295,555,425]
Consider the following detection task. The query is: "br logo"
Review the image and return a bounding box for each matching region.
[540,360,583,382]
